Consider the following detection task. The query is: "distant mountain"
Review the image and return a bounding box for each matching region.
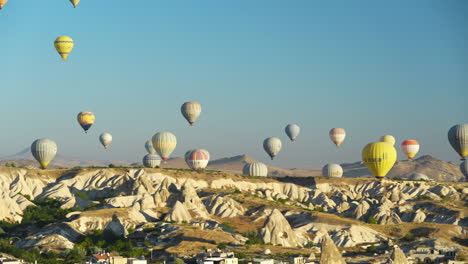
[341,155,464,182]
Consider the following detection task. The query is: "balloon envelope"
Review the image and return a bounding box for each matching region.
[99,133,112,149]
[329,128,346,147]
[70,0,80,8]
[54,36,74,61]
[77,111,95,133]
[460,161,468,181]
[152,132,177,161]
[185,150,210,170]
[448,124,468,159]
[0,0,9,9]
[401,140,420,160]
[31,138,57,169]
[362,142,397,181]
[181,102,202,126]
[145,140,156,154]
[143,154,161,168]
[380,135,396,146]
[285,124,300,142]
[322,163,343,178]
[263,137,282,160]
[243,162,268,177]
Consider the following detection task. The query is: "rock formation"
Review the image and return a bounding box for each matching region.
[164,201,192,223]
[204,194,246,217]
[389,246,409,264]
[320,234,346,264]
[260,209,300,247]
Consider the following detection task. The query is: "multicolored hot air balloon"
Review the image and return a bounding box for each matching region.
[143,154,161,168]
[401,140,420,160]
[362,142,397,181]
[329,128,346,147]
[99,133,112,149]
[31,138,57,169]
[322,163,343,178]
[70,0,80,8]
[145,140,156,154]
[181,102,202,126]
[380,135,396,146]
[263,137,282,160]
[77,112,95,133]
[54,36,74,61]
[448,124,468,160]
[152,132,177,161]
[185,149,210,170]
[285,124,300,142]
[243,162,268,177]
[460,161,468,181]
[0,0,9,10]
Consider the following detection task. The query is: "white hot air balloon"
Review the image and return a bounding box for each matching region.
[322,163,343,178]
[186,149,210,170]
[143,154,161,168]
[181,102,202,126]
[285,124,300,142]
[243,162,268,177]
[263,137,282,160]
[31,138,57,169]
[99,133,112,149]
[152,132,177,161]
[329,128,346,147]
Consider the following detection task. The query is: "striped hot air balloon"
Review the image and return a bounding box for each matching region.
[77,111,95,133]
[152,132,177,161]
[143,154,161,168]
[401,140,420,160]
[322,163,343,178]
[31,138,57,169]
[329,128,346,147]
[181,102,202,126]
[243,162,268,177]
[0,0,9,10]
[362,142,397,181]
[145,140,156,154]
[460,161,468,181]
[186,150,209,170]
[285,124,300,142]
[54,36,74,61]
[380,135,396,146]
[70,0,80,8]
[263,137,282,160]
[448,124,468,160]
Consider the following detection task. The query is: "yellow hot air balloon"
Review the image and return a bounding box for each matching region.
[54,36,74,61]
[70,0,80,8]
[380,135,396,146]
[0,0,9,10]
[77,111,95,133]
[362,142,397,181]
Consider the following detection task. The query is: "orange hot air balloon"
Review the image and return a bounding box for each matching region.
[401,140,420,160]
[0,0,9,10]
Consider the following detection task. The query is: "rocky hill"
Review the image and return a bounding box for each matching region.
[0,167,466,261]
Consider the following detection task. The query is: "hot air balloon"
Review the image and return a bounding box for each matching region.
[99,133,112,149]
[143,154,161,168]
[362,142,397,181]
[145,140,156,154]
[460,161,468,181]
[380,135,396,146]
[401,140,420,160]
[448,124,468,160]
[263,137,282,160]
[185,149,210,170]
[152,132,177,161]
[329,128,346,147]
[0,0,9,10]
[184,149,195,161]
[70,0,80,8]
[181,102,202,126]
[285,124,300,142]
[243,162,268,177]
[322,163,343,178]
[77,112,95,133]
[31,138,57,169]
[54,36,74,61]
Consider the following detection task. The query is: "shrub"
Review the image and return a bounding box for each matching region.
[314,206,324,212]
[234,251,247,259]
[366,245,377,253]
[221,222,235,230]
[245,230,263,245]
[402,233,414,241]
[304,241,315,248]
[174,258,186,264]
[74,191,89,200]
[367,217,378,224]
[233,189,242,194]
[217,242,227,250]
[416,195,432,201]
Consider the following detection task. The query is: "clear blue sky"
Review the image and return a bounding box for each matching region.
[1,0,467,169]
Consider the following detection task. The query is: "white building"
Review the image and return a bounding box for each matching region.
[127,258,147,264]
[247,258,274,264]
